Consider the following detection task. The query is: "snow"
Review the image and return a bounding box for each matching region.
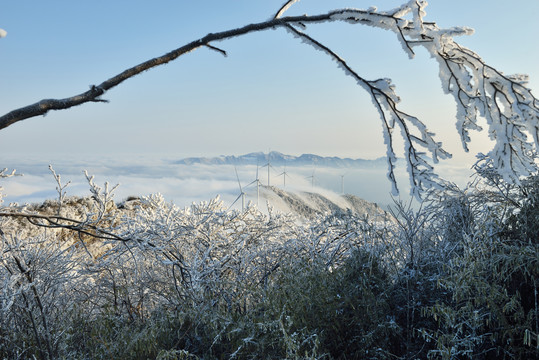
[274,0,301,19]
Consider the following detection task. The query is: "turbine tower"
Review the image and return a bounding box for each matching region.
[261,150,274,187]
[306,169,316,188]
[279,165,290,188]
[247,162,261,207]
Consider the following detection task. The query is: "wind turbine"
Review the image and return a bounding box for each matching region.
[247,162,261,207]
[279,165,290,188]
[261,150,274,187]
[306,169,316,188]
[340,173,346,194]
[231,166,246,211]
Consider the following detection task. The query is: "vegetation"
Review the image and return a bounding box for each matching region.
[0,165,537,359]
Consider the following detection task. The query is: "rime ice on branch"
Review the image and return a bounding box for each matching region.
[1,1,538,197]
[278,0,539,197]
[0,169,20,205]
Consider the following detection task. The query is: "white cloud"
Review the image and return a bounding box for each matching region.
[0,154,473,209]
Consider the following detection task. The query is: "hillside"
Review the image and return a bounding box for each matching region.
[258,185,389,220]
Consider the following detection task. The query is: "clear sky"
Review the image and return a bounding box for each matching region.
[1,0,538,166]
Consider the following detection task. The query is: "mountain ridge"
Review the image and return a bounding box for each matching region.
[174,151,386,168]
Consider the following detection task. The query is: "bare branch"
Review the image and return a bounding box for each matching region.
[204,44,227,57]
[0,9,396,131]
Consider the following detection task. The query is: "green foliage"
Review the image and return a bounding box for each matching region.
[420,175,539,359]
[62,309,201,360]
[262,250,400,359]
[503,175,539,244]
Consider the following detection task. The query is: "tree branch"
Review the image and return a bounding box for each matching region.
[0,10,398,131]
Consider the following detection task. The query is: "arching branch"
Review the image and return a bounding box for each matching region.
[0,10,398,132]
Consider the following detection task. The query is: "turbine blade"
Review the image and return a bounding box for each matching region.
[230,193,242,208]
[234,166,243,192]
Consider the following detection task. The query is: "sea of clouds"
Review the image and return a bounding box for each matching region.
[1,154,474,211]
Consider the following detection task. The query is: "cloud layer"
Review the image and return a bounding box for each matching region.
[1,154,473,210]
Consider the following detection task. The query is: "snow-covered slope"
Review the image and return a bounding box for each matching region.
[252,185,390,220]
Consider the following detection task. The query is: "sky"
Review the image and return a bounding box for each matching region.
[1,1,539,206]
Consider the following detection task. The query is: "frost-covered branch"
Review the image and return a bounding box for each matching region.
[274,0,301,20]
[0,168,19,182]
[0,211,126,241]
[283,22,450,197]
[432,40,539,183]
[48,165,71,216]
[0,168,22,205]
[278,0,539,193]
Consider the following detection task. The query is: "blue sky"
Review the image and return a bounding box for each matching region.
[1,0,538,165]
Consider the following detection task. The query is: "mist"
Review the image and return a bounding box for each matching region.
[0,152,475,212]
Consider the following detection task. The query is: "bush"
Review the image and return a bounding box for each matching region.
[420,175,539,359]
[260,249,400,359]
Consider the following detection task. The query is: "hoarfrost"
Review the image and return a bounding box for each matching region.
[293,0,539,195]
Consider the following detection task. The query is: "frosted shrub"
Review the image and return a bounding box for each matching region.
[0,230,87,359]
[2,165,538,359]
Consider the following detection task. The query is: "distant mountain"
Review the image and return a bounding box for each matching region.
[174,151,386,168]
